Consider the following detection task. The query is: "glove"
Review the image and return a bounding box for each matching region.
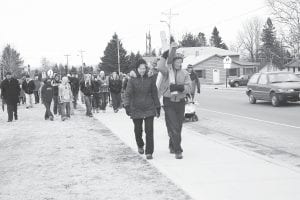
[125,106,131,116]
[156,107,161,118]
[170,84,184,93]
[162,50,169,59]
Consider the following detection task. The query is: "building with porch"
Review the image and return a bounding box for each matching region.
[178,47,260,84]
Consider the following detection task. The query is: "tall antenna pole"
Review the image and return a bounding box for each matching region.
[78,50,85,74]
[64,54,71,74]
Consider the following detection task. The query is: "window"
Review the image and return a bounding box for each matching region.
[195,70,206,78]
[244,68,255,75]
[258,74,268,84]
[229,68,238,76]
[248,74,260,84]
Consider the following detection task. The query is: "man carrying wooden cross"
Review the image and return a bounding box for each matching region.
[157,41,191,159]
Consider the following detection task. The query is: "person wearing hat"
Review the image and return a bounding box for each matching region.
[187,64,201,101]
[157,42,192,159]
[59,76,73,121]
[123,59,161,160]
[0,72,21,122]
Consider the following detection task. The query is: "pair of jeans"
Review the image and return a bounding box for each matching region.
[73,93,78,109]
[163,97,185,154]
[99,92,108,110]
[7,103,17,121]
[34,91,39,103]
[44,101,53,119]
[84,96,92,116]
[61,102,70,119]
[111,92,121,111]
[92,93,100,110]
[53,96,61,115]
[132,116,154,155]
[25,93,34,108]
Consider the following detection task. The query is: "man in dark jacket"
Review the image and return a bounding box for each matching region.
[22,75,35,109]
[187,64,200,101]
[33,76,41,104]
[41,79,54,121]
[69,73,80,109]
[1,72,21,122]
[109,72,122,113]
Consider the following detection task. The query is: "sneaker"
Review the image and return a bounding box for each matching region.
[175,153,183,159]
[14,116,18,120]
[138,147,144,155]
[146,154,153,160]
[114,109,119,113]
[61,117,66,121]
[49,116,54,121]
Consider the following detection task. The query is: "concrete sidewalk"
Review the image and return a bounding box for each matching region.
[95,108,300,200]
[201,84,247,91]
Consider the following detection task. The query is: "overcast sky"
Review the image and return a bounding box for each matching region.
[0,0,270,68]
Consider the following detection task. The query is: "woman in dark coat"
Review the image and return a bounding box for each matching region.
[109,72,122,113]
[41,79,54,121]
[124,59,161,159]
[1,72,21,122]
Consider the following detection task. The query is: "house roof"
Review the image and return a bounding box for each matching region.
[285,59,300,67]
[182,54,259,69]
[177,46,240,57]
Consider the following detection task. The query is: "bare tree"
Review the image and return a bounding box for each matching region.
[267,0,300,56]
[237,17,263,62]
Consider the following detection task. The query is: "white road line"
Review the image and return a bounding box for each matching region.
[198,108,300,129]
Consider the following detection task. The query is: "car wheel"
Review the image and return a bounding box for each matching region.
[249,92,256,104]
[271,93,280,107]
[234,82,239,87]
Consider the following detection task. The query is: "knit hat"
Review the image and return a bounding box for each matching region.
[135,59,147,69]
[173,53,184,62]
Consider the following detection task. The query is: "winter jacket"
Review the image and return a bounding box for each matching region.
[124,72,160,119]
[157,57,191,102]
[109,78,122,94]
[41,82,53,103]
[59,83,73,103]
[189,71,200,94]
[69,77,80,96]
[51,79,61,96]
[80,81,94,96]
[1,78,21,105]
[93,80,101,93]
[22,79,36,94]
[33,80,41,91]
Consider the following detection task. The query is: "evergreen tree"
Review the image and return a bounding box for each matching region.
[128,52,143,72]
[198,32,207,46]
[179,32,201,47]
[260,18,278,65]
[0,44,24,79]
[210,27,228,50]
[101,33,130,74]
[151,49,157,57]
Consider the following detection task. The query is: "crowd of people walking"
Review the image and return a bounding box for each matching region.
[1,42,201,160]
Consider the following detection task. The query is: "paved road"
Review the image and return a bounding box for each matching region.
[185,87,300,168]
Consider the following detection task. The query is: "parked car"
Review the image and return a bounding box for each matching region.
[246,72,300,106]
[229,75,250,87]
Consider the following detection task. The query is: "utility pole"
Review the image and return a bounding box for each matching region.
[161,8,179,37]
[116,38,120,74]
[64,54,71,74]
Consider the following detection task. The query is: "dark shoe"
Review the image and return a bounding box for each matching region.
[45,117,49,120]
[14,116,18,120]
[114,109,119,113]
[7,120,12,122]
[49,116,54,121]
[138,147,144,155]
[146,154,153,160]
[169,149,175,154]
[175,153,183,159]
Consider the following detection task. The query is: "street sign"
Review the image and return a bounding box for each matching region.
[223,56,232,69]
[47,69,53,78]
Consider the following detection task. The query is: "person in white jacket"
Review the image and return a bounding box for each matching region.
[59,76,73,121]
